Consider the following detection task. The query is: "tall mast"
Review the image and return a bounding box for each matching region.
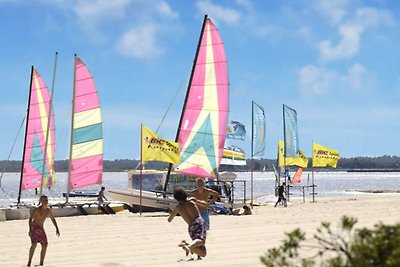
[66,54,77,203]
[276,139,281,189]
[283,105,287,179]
[163,14,209,191]
[250,101,254,206]
[39,52,58,196]
[311,140,315,203]
[17,66,35,205]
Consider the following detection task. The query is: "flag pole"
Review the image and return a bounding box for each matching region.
[312,141,315,203]
[282,104,289,201]
[140,124,143,215]
[275,140,280,195]
[250,101,254,206]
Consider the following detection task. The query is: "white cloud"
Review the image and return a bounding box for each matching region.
[342,63,366,89]
[196,0,241,25]
[298,63,367,95]
[318,7,393,61]
[34,0,179,59]
[156,0,178,19]
[298,65,336,95]
[318,24,363,60]
[353,7,393,28]
[312,0,349,25]
[116,24,162,59]
[73,0,130,29]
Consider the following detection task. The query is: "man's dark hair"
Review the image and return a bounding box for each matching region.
[101,186,105,190]
[173,187,188,202]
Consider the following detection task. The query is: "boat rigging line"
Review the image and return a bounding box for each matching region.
[155,74,189,134]
[0,116,26,189]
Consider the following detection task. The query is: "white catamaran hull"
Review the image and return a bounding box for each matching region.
[3,207,31,220]
[50,205,80,217]
[108,188,177,212]
[49,201,125,217]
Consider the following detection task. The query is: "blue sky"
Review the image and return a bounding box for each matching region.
[0,0,399,160]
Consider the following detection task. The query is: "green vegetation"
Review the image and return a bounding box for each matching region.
[260,216,400,267]
[1,155,400,172]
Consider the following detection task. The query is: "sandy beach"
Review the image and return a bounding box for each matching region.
[1,194,399,267]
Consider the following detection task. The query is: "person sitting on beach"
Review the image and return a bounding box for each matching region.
[168,187,208,258]
[97,186,108,204]
[274,182,287,207]
[242,205,252,215]
[231,205,252,216]
[27,195,60,267]
[190,178,219,230]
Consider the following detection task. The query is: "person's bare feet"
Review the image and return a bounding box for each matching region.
[178,240,188,246]
[178,240,191,256]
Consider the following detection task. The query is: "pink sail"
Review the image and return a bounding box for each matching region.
[21,69,56,190]
[69,57,103,190]
[174,17,229,178]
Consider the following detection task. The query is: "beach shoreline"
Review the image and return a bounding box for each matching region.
[1,194,399,267]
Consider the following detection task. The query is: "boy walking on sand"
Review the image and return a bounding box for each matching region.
[27,195,60,266]
[168,187,208,258]
[97,186,108,204]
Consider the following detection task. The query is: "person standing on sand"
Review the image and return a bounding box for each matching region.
[97,186,108,204]
[190,178,219,230]
[27,195,60,267]
[274,182,287,207]
[168,187,208,258]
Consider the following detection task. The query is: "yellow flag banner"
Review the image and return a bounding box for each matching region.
[286,150,309,168]
[278,139,284,167]
[141,125,180,164]
[278,139,309,168]
[312,142,339,168]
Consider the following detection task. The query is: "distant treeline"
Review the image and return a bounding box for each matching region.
[236,155,400,172]
[1,155,400,172]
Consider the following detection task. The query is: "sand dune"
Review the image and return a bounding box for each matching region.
[1,194,399,267]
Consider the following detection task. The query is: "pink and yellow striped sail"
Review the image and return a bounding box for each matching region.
[69,57,103,190]
[22,69,56,190]
[174,17,229,178]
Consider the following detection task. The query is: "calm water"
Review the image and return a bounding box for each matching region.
[1,171,400,206]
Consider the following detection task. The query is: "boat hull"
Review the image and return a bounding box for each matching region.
[109,189,177,212]
[50,201,125,216]
[3,207,31,220]
[50,205,80,217]
[83,202,125,215]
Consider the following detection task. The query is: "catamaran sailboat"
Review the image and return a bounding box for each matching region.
[109,15,231,211]
[3,55,123,220]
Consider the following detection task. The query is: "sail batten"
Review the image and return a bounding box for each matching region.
[69,57,103,190]
[21,69,55,191]
[174,17,229,179]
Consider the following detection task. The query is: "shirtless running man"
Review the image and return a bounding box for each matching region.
[27,195,60,267]
[168,188,208,258]
[190,178,219,230]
